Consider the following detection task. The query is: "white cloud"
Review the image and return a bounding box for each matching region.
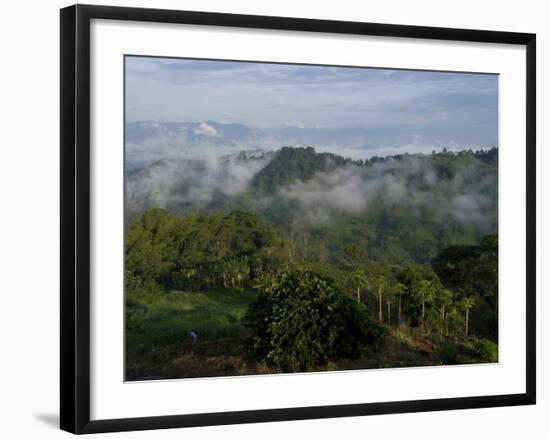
[284,120,306,128]
[125,57,498,149]
[193,122,220,137]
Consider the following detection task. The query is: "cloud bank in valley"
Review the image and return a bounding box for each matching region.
[126,151,274,209]
[127,150,497,233]
[277,156,496,230]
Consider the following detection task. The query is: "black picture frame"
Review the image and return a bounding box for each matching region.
[60,4,536,434]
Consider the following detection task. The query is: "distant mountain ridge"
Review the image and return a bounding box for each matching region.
[126,120,259,145]
[126,120,498,169]
[125,120,389,147]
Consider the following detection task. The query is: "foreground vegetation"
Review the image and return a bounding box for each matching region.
[126,204,498,379]
[127,282,497,380]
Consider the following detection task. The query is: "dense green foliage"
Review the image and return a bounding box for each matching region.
[126,208,291,294]
[248,147,496,265]
[432,234,498,340]
[473,339,498,363]
[251,146,358,193]
[245,269,386,372]
[437,343,460,365]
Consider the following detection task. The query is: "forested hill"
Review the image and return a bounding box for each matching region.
[251,146,359,193]
[126,146,498,265]
[251,146,498,194]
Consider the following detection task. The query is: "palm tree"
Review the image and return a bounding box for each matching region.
[394,282,406,327]
[375,276,387,323]
[349,268,368,304]
[415,279,436,332]
[435,288,453,339]
[460,296,476,337]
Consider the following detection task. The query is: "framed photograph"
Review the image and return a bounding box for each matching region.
[60,4,536,434]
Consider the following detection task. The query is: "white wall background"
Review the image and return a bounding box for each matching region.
[0,0,546,437]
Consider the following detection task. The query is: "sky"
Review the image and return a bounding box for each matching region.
[125,56,498,153]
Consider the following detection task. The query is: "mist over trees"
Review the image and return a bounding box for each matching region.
[125,145,498,378]
[127,146,498,265]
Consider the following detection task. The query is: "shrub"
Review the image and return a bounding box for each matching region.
[437,343,460,365]
[244,269,386,372]
[474,339,498,363]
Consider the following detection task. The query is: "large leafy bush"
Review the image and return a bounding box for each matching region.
[245,269,386,372]
[473,338,498,363]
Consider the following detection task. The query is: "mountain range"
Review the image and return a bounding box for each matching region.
[125,120,485,169]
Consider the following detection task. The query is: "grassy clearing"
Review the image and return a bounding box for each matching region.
[126,288,257,379]
[126,288,496,380]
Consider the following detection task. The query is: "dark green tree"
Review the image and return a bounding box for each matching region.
[245,269,386,372]
[432,235,498,340]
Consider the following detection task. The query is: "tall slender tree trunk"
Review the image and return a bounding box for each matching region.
[387,301,391,325]
[378,285,383,322]
[421,300,425,331]
[439,306,445,340]
[356,287,360,304]
[398,294,402,327]
[465,308,469,337]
